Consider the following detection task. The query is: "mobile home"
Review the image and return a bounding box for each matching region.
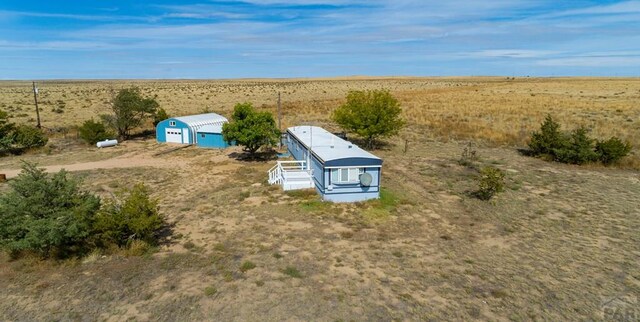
[269,126,382,202]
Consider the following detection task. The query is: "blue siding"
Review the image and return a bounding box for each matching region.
[197,132,229,148]
[156,118,193,144]
[286,132,381,202]
[287,135,307,161]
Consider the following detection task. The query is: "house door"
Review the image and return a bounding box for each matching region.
[182,129,190,144]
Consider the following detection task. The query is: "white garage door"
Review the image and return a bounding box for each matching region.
[165,128,183,143]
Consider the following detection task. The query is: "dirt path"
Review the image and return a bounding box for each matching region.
[0,157,173,179]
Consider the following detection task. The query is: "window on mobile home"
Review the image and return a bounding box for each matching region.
[331,168,364,184]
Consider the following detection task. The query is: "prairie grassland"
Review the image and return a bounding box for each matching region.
[1,139,638,321]
[1,77,639,148]
[1,78,639,320]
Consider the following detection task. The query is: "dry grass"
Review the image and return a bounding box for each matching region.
[2,77,638,147]
[0,77,639,320]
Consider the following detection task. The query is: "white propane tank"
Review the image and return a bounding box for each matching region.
[96,139,118,148]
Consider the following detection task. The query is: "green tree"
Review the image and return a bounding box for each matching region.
[153,107,170,126]
[13,124,48,149]
[93,183,164,247]
[101,88,159,140]
[0,110,15,152]
[554,127,599,164]
[78,119,113,145]
[0,163,101,258]
[596,137,632,165]
[222,103,280,156]
[332,90,405,149]
[529,114,569,156]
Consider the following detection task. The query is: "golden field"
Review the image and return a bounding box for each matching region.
[1,77,639,149]
[1,77,639,321]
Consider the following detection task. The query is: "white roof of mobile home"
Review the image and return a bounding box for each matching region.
[173,113,228,127]
[287,126,382,166]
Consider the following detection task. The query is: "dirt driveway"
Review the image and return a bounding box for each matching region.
[0,156,173,179]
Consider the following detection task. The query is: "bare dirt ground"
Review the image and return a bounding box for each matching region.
[1,154,170,179]
[1,78,639,321]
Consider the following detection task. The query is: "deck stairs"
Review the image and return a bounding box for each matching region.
[268,160,314,190]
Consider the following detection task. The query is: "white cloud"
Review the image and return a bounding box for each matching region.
[542,0,640,17]
[0,9,145,22]
[538,55,640,66]
[470,49,560,59]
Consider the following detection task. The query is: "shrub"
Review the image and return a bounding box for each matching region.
[78,119,113,145]
[553,127,599,164]
[240,260,256,272]
[204,286,217,296]
[596,137,632,165]
[476,166,505,200]
[529,114,568,156]
[153,107,169,126]
[93,183,165,247]
[282,266,303,278]
[332,89,405,149]
[13,125,48,149]
[0,163,101,258]
[0,110,14,152]
[528,115,632,166]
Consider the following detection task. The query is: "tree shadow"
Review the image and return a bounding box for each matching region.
[516,148,536,157]
[227,150,278,162]
[127,129,155,141]
[347,137,394,151]
[156,220,177,247]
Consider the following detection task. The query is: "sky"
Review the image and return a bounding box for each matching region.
[0,0,639,79]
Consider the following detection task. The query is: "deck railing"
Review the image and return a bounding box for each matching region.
[268,160,311,186]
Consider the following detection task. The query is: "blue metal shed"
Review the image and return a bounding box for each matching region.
[196,125,229,148]
[268,126,383,202]
[156,113,227,145]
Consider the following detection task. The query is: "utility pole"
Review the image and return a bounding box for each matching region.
[277,92,282,131]
[32,81,41,128]
[277,92,282,148]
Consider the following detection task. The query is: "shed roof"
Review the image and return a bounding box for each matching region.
[197,124,224,134]
[287,126,382,167]
[173,113,228,128]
